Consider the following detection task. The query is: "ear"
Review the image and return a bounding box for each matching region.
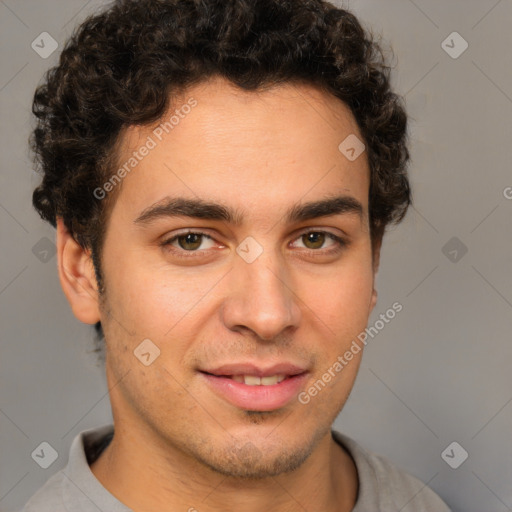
[369,235,383,314]
[56,217,101,324]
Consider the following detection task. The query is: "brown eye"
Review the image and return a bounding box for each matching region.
[161,231,216,255]
[175,233,204,250]
[291,230,348,255]
[302,232,326,249]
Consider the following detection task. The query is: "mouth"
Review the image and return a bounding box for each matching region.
[213,374,289,385]
[202,372,294,385]
[198,364,309,411]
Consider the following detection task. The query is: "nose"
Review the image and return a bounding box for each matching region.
[220,246,301,341]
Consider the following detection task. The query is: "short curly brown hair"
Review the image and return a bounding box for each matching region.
[30,0,411,362]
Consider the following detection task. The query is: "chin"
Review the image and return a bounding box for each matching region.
[196,441,313,479]
[188,422,326,480]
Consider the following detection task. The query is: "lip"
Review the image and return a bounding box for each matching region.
[200,362,308,378]
[199,367,309,412]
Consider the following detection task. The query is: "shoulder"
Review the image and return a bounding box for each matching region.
[20,470,67,511]
[332,430,451,512]
[19,423,120,512]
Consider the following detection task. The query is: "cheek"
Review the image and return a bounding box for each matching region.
[104,234,374,345]
[103,247,206,335]
[304,260,374,335]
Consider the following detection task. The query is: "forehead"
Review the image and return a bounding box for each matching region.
[110,76,370,222]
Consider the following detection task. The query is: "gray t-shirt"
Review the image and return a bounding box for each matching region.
[21,423,451,512]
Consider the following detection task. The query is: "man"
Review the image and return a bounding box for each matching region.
[23,0,451,510]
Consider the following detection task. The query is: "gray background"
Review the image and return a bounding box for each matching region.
[1,1,511,511]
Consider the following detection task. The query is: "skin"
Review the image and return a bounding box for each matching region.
[57,75,382,512]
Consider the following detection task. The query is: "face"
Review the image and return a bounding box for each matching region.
[85,76,378,478]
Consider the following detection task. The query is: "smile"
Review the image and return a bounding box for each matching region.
[199,370,309,411]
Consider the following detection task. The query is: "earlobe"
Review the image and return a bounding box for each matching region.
[369,287,378,314]
[369,235,382,314]
[56,217,101,324]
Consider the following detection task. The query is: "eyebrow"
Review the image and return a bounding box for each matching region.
[134,194,364,226]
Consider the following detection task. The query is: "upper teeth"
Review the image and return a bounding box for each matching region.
[232,375,286,386]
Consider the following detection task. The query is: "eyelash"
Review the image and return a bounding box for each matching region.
[160,230,349,259]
